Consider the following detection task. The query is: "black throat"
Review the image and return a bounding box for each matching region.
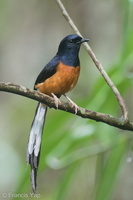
[57,48,80,67]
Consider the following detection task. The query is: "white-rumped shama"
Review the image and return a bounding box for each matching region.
[26,34,89,193]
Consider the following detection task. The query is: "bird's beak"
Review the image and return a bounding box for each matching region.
[81,38,90,43]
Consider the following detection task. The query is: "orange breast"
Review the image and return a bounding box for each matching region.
[35,62,80,96]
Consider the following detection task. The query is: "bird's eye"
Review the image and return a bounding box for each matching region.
[69,39,73,43]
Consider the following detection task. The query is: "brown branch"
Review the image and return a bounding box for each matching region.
[0,82,133,131]
[55,0,129,122]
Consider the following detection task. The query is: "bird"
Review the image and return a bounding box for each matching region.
[26,34,89,193]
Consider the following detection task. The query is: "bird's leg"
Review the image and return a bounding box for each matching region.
[63,94,79,114]
[51,93,61,109]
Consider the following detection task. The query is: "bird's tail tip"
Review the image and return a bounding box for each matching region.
[31,168,37,193]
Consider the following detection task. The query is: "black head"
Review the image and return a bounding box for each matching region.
[57,34,89,55]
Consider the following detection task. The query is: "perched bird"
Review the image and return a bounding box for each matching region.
[26,34,89,193]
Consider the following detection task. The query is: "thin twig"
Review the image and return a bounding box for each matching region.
[0,82,132,131]
[55,0,129,122]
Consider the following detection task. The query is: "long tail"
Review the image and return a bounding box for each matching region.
[26,103,47,193]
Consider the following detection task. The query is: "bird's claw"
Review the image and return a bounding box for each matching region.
[51,93,61,109]
[63,94,79,114]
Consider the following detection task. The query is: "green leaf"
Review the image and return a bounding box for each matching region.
[94,137,128,200]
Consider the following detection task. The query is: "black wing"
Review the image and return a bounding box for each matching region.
[34,55,60,89]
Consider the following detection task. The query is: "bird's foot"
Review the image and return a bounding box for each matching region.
[64,94,79,114]
[51,93,61,109]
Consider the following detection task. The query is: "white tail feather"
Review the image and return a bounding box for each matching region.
[28,103,47,156]
[27,103,47,193]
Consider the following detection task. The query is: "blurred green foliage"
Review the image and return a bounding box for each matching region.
[0,0,133,200]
